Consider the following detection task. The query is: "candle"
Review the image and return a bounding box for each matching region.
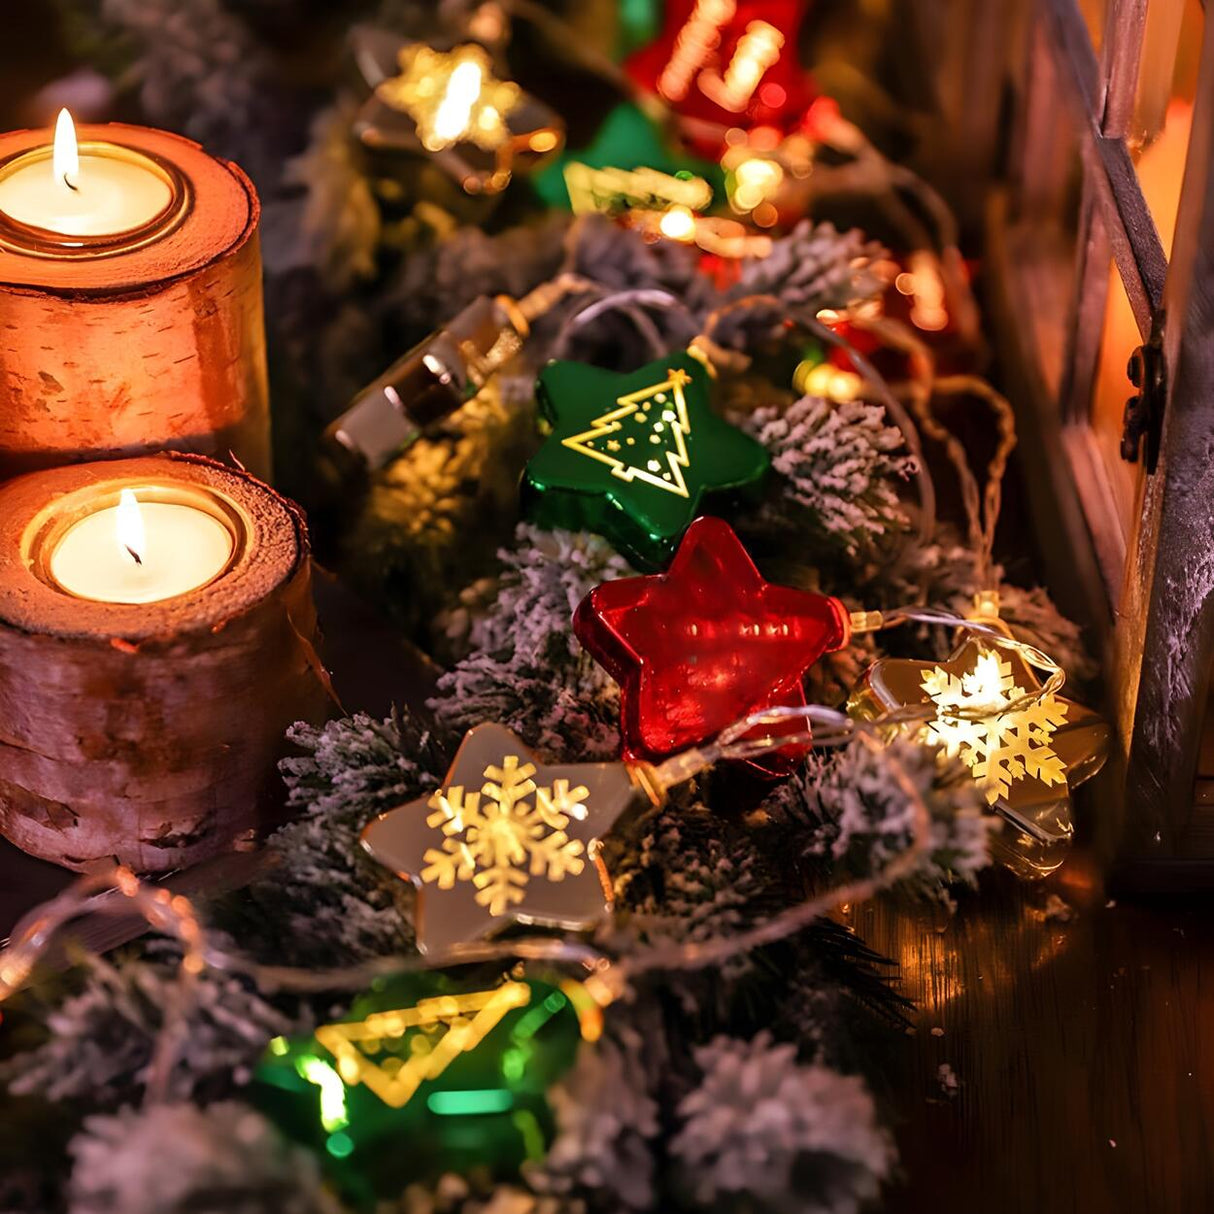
[49,488,235,604]
[0,454,327,873]
[0,110,173,239]
[0,117,268,479]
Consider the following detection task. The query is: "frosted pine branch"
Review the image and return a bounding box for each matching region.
[670,1032,895,1214]
[527,1027,660,1211]
[217,710,447,965]
[2,946,291,1107]
[431,526,632,760]
[760,736,995,902]
[69,1103,338,1214]
[740,394,914,560]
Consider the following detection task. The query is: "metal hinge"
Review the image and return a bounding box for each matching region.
[1121,315,1166,473]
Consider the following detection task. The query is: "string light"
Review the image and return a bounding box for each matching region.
[698,20,785,112]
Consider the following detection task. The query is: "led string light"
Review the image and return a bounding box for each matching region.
[0,698,938,1065]
[0,583,1081,1078]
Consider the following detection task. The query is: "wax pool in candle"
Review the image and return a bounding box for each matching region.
[0,110,171,238]
[49,491,234,604]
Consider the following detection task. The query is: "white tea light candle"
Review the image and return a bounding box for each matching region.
[0,117,269,479]
[49,488,234,604]
[0,454,328,873]
[0,110,172,238]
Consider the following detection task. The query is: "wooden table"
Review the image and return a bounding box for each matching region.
[856,857,1214,1212]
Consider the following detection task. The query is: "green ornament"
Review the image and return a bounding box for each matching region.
[251,972,600,1208]
[532,102,723,210]
[522,351,770,568]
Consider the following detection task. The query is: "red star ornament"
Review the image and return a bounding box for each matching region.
[573,516,850,769]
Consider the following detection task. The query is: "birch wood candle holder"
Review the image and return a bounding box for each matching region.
[0,121,270,479]
[0,453,327,872]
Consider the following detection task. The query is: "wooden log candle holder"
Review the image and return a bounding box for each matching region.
[0,122,270,479]
[0,453,328,872]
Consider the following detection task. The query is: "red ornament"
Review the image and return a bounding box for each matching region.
[573,516,850,768]
[624,0,816,156]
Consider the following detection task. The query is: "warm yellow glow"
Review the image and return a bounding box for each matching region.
[432,59,484,148]
[53,108,79,188]
[378,45,521,155]
[315,983,531,1110]
[904,252,949,332]
[921,649,1068,802]
[116,488,146,566]
[659,0,737,102]
[659,204,697,241]
[731,156,783,212]
[563,163,712,217]
[794,360,863,403]
[700,20,784,111]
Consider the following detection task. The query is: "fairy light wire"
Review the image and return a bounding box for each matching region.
[0,598,1066,1082]
[852,311,1017,590]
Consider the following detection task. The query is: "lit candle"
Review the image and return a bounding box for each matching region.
[49,488,234,604]
[0,115,270,479]
[0,110,173,239]
[0,455,326,874]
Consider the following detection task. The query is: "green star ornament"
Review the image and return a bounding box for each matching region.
[251,970,602,1205]
[522,351,770,568]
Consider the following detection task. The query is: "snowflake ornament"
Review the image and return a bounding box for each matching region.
[848,618,1110,878]
[362,724,653,952]
[919,650,1070,801]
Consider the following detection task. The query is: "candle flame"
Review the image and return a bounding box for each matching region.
[53,108,79,189]
[116,489,146,567]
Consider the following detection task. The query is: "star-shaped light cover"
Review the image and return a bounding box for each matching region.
[848,619,1111,877]
[574,516,850,768]
[252,971,599,1201]
[624,0,816,153]
[522,351,770,569]
[352,30,564,194]
[361,724,647,952]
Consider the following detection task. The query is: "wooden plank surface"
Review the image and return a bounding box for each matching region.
[854,854,1214,1213]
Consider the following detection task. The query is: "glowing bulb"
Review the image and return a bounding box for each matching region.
[659,204,697,241]
[731,156,783,212]
[431,59,484,148]
[116,488,146,566]
[53,108,79,189]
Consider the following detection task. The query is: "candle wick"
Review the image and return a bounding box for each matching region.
[125,545,143,566]
[63,173,78,192]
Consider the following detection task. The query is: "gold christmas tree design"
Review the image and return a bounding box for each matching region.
[313,982,532,1111]
[420,754,588,916]
[560,367,694,498]
[921,649,1070,802]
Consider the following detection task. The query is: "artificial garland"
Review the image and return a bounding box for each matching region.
[2,5,1109,1212]
[0,340,1076,1211]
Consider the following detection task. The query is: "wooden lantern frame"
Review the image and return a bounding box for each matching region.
[922,0,1214,885]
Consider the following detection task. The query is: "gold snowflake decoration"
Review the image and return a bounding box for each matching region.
[921,649,1070,802]
[420,755,588,916]
[361,725,643,953]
